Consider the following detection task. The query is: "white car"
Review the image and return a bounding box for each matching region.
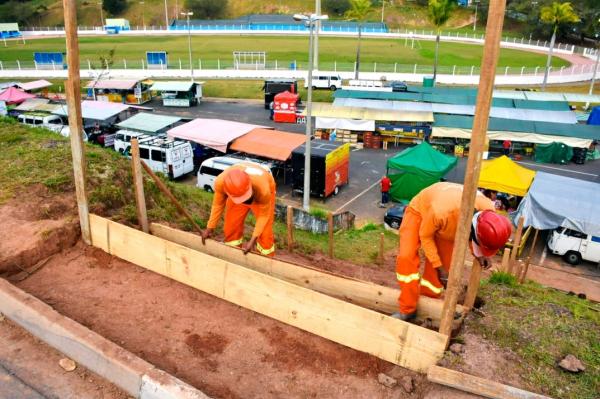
[304,74,342,90]
[113,130,146,153]
[547,227,600,265]
[197,156,272,192]
[135,134,194,179]
[17,113,76,139]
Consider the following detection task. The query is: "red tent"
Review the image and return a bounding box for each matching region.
[273,90,300,123]
[0,87,36,105]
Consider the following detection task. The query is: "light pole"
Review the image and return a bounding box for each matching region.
[473,0,479,31]
[164,0,169,28]
[381,0,386,23]
[98,2,104,28]
[181,11,194,83]
[585,19,600,110]
[314,0,321,70]
[140,1,145,29]
[294,13,329,211]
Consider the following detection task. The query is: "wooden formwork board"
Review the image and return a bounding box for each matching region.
[149,223,463,325]
[90,215,448,373]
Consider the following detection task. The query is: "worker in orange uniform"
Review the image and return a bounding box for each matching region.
[394,182,512,321]
[201,162,276,256]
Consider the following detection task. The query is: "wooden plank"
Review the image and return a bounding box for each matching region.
[90,215,448,372]
[149,222,464,324]
[286,206,294,251]
[131,139,149,233]
[463,258,482,311]
[439,0,507,336]
[519,229,538,283]
[500,248,511,273]
[508,216,525,275]
[328,212,334,258]
[63,0,90,245]
[427,365,551,399]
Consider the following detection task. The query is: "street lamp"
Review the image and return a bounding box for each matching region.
[140,1,145,29]
[164,0,169,28]
[381,0,386,24]
[98,2,104,28]
[585,18,600,110]
[181,11,194,83]
[293,12,329,211]
[473,0,480,31]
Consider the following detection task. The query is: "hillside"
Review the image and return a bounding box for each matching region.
[9,0,477,30]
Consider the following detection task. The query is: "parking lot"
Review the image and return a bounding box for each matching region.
[146,97,599,224]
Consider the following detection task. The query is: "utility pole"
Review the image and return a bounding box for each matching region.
[62,0,91,244]
[164,0,169,28]
[355,24,362,80]
[438,0,507,337]
[140,1,145,29]
[586,44,600,110]
[381,0,385,23]
[314,0,321,70]
[182,11,194,82]
[98,2,104,27]
[473,0,479,31]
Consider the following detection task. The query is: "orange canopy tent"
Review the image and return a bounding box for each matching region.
[230,128,306,161]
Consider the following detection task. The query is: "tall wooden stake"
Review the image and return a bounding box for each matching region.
[508,216,524,275]
[438,0,507,337]
[463,258,482,311]
[328,212,334,258]
[378,232,385,265]
[130,138,149,233]
[286,206,294,251]
[500,248,511,272]
[519,229,539,283]
[63,0,90,244]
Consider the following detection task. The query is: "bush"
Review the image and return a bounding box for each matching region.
[323,0,351,16]
[184,0,228,19]
[488,271,517,287]
[103,0,127,15]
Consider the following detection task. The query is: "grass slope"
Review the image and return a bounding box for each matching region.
[1,35,569,69]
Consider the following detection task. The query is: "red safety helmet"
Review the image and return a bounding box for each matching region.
[473,210,512,257]
[223,168,253,204]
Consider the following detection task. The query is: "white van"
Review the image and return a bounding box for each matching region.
[17,113,74,139]
[305,74,342,90]
[197,156,272,192]
[547,227,600,265]
[136,134,194,179]
[114,130,145,153]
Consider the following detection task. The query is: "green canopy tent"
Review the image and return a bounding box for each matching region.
[386,142,458,201]
[534,142,573,165]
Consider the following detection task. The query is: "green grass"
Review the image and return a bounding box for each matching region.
[0,35,569,69]
[467,277,600,399]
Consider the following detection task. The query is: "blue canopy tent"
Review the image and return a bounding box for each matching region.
[587,106,600,126]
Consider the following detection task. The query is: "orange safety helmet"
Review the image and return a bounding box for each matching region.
[223,168,253,204]
[472,210,512,257]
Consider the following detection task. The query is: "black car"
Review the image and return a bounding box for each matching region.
[384,204,406,229]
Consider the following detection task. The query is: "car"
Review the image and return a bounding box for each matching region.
[384,204,406,229]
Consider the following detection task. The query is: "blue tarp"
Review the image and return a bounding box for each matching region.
[512,171,600,235]
[587,106,600,126]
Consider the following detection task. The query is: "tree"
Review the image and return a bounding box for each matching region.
[540,2,579,90]
[345,0,372,79]
[323,0,351,16]
[103,0,127,15]
[184,0,228,19]
[428,0,456,82]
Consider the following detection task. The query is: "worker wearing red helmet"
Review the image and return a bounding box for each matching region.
[201,162,276,256]
[394,182,512,321]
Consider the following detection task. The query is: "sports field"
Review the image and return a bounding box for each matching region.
[1,35,569,69]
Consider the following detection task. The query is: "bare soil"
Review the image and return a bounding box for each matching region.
[0,189,559,398]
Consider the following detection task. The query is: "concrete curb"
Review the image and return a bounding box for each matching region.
[0,278,209,399]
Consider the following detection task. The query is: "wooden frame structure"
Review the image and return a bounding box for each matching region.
[90,214,448,373]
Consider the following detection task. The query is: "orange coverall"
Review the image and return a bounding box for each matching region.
[207,163,276,256]
[396,182,494,314]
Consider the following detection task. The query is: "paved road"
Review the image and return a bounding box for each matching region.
[151,97,599,223]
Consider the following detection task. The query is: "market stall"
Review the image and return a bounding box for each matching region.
[150,81,203,107]
[229,128,306,161]
[17,80,53,96]
[87,79,153,105]
[116,112,182,134]
[167,118,268,152]
[53,100,131,128]
[13,98,60,114]
[273,90,299,123]
[386,142,457,201]
[0,87,35,106]
[478,155,536,197]
[513,172,600,235]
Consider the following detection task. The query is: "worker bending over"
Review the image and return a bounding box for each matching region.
[202,162,276,257]
[395,182,512,321]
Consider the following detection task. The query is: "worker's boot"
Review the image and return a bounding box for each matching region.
[391,312,417,321]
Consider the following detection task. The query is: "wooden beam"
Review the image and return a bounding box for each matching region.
[328,212,334,258]
[378,232,385,266]
[90,214,448,373]
[439,0,507,337]
[63,0,90,244]
[500,248,511,273]
[286,205,294,251]
[508,216,525,275]
[519,229,538,284]
[427,365,551,399]
[463,258,482,311]
[130,139,149,233]
[149,222,464,325]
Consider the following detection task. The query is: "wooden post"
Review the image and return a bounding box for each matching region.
[438,0,507,337]
[63,0,90,245]
[462,258,482,311]
[130,139,149,233]
[519,229,539,283]
[378,232,385,265]
[508,216,524,275]
[328,212,334,258]
[140,161,203,235]
[286,205,294,251]
[500,248,511,272]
